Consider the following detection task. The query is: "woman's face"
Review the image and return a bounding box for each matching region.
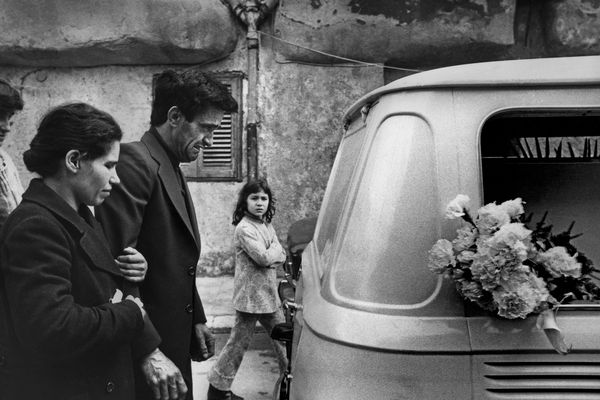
[0,110,15,147]
[246,189,269,219]
[74,141,120,206]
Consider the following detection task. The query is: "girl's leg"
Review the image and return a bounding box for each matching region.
[208,311,258,391]
[258,309,288,374]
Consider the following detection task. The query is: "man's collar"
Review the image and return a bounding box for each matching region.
[150,126,179,167]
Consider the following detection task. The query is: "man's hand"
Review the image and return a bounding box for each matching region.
[141,349,187,400]
[116,247,147,283]
[192,323,215,361]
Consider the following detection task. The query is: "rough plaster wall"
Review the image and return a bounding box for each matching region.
[0,0,239,66]
[273,0,515,67]
[544,0,600,55]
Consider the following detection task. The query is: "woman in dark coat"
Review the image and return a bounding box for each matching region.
[0,103,148,400]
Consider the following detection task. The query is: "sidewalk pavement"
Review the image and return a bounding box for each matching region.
[192,276,280,400]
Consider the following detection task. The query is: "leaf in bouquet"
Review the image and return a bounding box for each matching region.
[576,253,596,275]
[522,211,534,224]
[548,276,580,302]
[551,221,582,251]
[532,211,548,231]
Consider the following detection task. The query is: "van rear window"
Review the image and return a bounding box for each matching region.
[316,124,366,260]
[482,110,600,282]
[325,115,441,311]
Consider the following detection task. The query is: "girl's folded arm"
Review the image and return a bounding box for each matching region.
[237,225,284,267]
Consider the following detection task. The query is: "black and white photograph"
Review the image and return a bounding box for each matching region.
[1,1,600,399]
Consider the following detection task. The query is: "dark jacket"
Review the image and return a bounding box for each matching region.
[0,179,144,400]
[96,129,206,399]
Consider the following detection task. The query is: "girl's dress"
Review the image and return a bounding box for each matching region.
[208,213,288,391]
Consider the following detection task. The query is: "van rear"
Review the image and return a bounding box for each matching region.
[288,56,600,400]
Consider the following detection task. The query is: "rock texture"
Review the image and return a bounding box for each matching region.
[0,0,239,66]
[271,0,516,68]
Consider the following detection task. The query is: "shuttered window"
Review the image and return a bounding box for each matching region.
[180,71,243,181]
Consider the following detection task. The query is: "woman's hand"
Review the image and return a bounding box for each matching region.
[125,294,146,318]
[110,289,146,318]
[115,247,147,283]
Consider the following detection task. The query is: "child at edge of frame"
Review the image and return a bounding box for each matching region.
[206,178,288,400]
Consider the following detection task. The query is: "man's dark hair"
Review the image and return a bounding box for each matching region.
[0,79,24,114]
[23,102,123,178]
[150,69,238,126]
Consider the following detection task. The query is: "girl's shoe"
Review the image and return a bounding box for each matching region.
[207,383,244,400]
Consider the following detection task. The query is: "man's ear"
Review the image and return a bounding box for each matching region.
[65,149,82,174]
[167,106,182,126]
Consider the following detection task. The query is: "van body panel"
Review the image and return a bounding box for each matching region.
[291,325,472,400]
[468,312,600,352]
[300,243,471,352]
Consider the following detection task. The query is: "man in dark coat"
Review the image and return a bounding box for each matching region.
[96,69,238,400]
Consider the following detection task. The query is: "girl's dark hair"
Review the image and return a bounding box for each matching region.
[232,178,276,225]
[23,102,123,177]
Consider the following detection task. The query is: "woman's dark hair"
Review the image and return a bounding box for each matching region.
[23,102,122,177]
[150,69,238,126]
[232,178,276,225]
[0,79,24,114]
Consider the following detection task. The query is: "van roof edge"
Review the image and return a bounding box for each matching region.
[344,55,600,125]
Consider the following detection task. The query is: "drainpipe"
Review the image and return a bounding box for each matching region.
[222,0,280,180]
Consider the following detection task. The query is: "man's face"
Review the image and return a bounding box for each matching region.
[0,110,15,147]
[174,105,225,163]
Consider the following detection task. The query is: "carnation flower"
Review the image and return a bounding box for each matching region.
[493,273,549,319]
[491,223,531,247]
[446,194,470,219]
[475,202,511,235]
[499,198,525,219]
[536,246,582,278]
[456,250,476,264]
[428,239,454,274]
[457,280,484,302]
[485,223,532,265]
[470,251,529,291]
[452,225,477,252]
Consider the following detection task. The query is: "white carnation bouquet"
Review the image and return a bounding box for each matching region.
[429,195,600,320]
